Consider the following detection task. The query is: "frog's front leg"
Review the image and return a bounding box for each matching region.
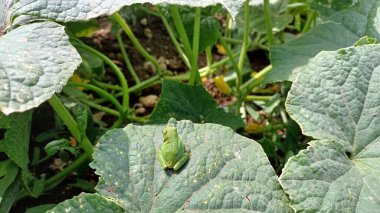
[173,152,190,171]
[157,148,168,169]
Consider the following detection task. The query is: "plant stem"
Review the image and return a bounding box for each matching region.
[46,95,94,190]
[241,65,273,94]
[108,74,162,101]
[48,95,81,141]
[169,5,193,63]
[92,79,122,91]
[128,115,148,123]
[129,74,161,93]
[198,52,241,77]
[245,95,273,101]
[71,37,129,110]
[205,47,213,68]
[82,100,120,117]
[68,82,124,113]
[116,31,141,84]
[222,37,243,44]
[302,11,316,33]
[189,7,201,85]
[113,12,162,73]
[44,153,91,190]
[159,8,190,68]
[218,33,240,74]
[263,0,276,45]
[235,0,251,114]
[224,14,233,49]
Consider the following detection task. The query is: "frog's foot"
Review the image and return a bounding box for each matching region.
[173,152,190,171]
[157,149,168,169]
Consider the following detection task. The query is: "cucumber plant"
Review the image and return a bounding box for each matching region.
[0,0,379,212]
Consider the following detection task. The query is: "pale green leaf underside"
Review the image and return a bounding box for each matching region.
[12,0,245,22]
[281,44,380,211]
[0,0,13,31]
[0,22,81,115]
[47,193,124,213]
[264,0,380,83]
[90,120,291,212]
[280,140,379,212]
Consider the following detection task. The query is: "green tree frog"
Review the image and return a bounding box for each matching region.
[157,118,190,171]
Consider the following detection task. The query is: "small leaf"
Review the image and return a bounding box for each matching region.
[149,80,244,130]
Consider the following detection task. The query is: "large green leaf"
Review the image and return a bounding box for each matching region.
[12,0,246,22]
[264,0,380,83]
[88,120,290,212]
[280,44,380,211]
[149,80,244,130]
[12,0,281,23]
[0,22,81,114]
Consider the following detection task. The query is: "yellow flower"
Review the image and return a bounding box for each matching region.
[244,123,264,134]
[70,73,90,91]
[216,44,227,55]
[213,75,231,95]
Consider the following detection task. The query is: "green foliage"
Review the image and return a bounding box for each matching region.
[149,80,244,130]
[282,44,380,211]
[264,0,380,83]
[48,120,291,212]
[2,0,380,212]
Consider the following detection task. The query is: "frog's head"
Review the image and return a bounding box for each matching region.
[167,117,177,127]
[163,125,178,142]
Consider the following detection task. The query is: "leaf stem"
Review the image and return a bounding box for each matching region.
[189,7,201,85]
[205,46,213,68]
[169,5,193,63]
[245,95,273,101]
[236,0,251,114]
[116,31,141,84]
[44,153,91,190]
[46,95,94,190]
[263,0,276,45]
[68,82,124,113]
[113,12,162,73]
[159,8,190,68]
[48,95,81,141]
[241,65,272,94]
[302,11,316,33]
[82,100,120,117]
[71,37,129,111]
[218,33,240,74]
